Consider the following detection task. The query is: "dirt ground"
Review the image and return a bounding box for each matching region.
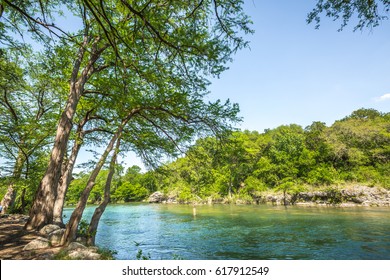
[0,214,62,260]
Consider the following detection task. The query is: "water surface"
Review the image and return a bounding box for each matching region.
[63,204,390,260]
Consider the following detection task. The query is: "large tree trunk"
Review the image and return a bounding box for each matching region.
[25,35,104,231]
[53,132,84,226]
[87,138,121,246]
[1,185,16,214]
[25,89,81,230]
[20,187,27,213]
[60,108,138,245]
[60,129,123,246]
[1,150,25,213]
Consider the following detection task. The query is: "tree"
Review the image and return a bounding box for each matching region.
[1,0,254,230]
[61,78,241,244]
[60,107,138,245]
[86,138,121,246]
[0,49,62,213]
[308,0,390,30]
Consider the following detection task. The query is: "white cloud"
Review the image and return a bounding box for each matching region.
[375,93,390,102]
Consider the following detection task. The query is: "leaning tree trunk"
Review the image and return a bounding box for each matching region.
[1,150,25,214]
[25,87,81,230]
[60,108,138,245]
[60,129,123,246]
[53,131,84,226]
[87,138,121,246]
[25,35,104,230]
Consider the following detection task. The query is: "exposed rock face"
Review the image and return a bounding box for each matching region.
[148,191,165,203]
[354,186,390,206]
[164,194,178,204]
[23,237,51,251]
[256,186,390,206]
[148,186,390,206]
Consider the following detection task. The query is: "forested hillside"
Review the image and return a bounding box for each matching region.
[63,108,390,205]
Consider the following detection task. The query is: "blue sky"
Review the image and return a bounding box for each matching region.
[117,0,390,170]
[3,1,389,172]
[93,0,390,171]
[209,0,390,132]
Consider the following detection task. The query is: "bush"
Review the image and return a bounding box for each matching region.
[356,166,381,183]
[242,176,267,196]
[112,182,149,202]
[307,165,339,185]
[177,186,194,203]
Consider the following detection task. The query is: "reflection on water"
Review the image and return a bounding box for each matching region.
[63,204,390,260]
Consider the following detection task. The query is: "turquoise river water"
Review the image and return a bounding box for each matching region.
[63,203,390,260]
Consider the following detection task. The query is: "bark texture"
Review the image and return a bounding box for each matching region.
[87,138,121,246]
[25,91,81,230]
[60,129,122,246]
[0,185,16,213]
[1,150,25,213]
[25,35,104,230]
[53,126,85,226]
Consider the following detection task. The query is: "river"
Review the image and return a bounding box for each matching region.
[63,203,390,260]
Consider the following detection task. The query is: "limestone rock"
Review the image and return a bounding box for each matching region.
[148,191,165,203]
[39,224,61,235]
[64,242,102,259]
[75,236,87,244]
[48,229,65,246]
[23,237,50,251]
[67,249,101,260]
[66,242,87,251]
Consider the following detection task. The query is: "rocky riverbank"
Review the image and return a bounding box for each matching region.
[259,185,390,207]
[0,214,114,260]
[147,185,390,207]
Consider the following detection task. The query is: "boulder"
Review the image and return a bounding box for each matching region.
[48,229,65,246]
[66,243,101,260]
[66,242,87,251]
[76,236,87,244]
[39,224,61,235]
[148,191,165,203]
[23,237,50,251]
[67,249,101,260]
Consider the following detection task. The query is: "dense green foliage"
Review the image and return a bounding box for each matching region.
[0,49,63,213]
[80,108,389,204]
[0,0,389,250]
[0,1,251,239]
[66,165,154,204]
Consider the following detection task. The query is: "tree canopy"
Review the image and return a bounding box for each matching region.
[1,0,253,240]
[137,109,389,203]
[308,0,390,30]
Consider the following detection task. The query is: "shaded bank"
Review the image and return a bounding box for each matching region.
[0,214,62,259]
[0,214,114,260]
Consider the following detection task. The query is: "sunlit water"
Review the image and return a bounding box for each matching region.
[63,204,390,260]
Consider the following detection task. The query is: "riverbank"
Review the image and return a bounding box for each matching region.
[0,214,114,260]
[147,185,390,207]
[0,214,61,259]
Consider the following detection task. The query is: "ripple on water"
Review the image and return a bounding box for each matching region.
[63,204,390,260]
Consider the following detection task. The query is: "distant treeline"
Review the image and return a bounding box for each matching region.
[64,108,390,204]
